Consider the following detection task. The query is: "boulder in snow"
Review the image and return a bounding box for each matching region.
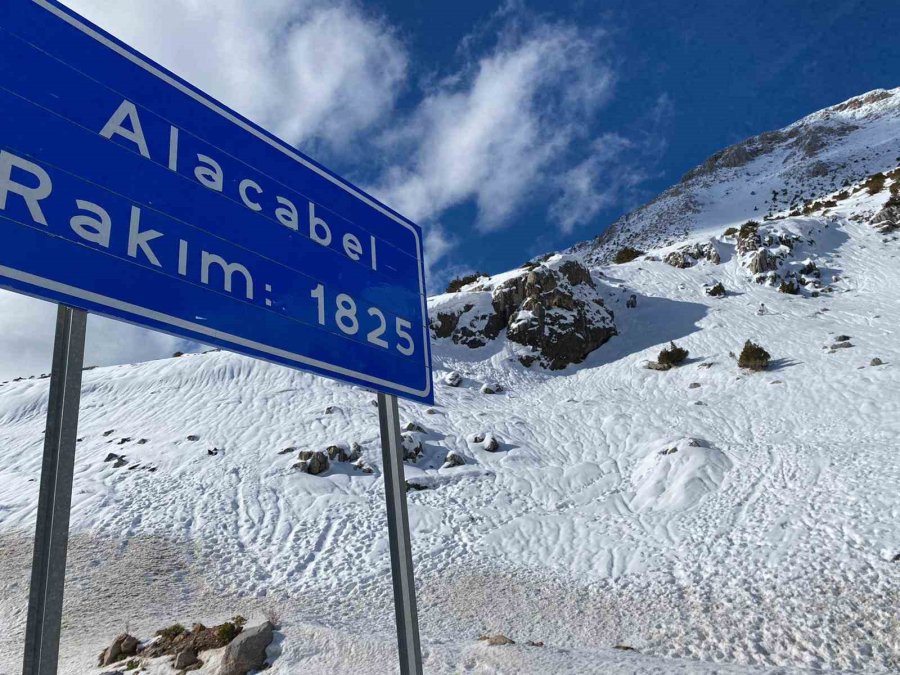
[98,633,138,666]
[442,371,463,387]
[219,621,274,675]
[401,433,423,462]
[442,451,466,468]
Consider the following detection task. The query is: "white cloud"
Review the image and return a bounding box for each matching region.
[62,0,407,149]
[0,293,192,382]
[550,133,644,234]
[551,94,674,233]
[375,21,615,230]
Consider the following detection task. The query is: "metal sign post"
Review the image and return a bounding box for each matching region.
[377,393,423,675]
[22,305,87,675]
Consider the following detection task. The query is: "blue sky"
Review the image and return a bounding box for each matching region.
[359,0,900,288]
[1,0,898,379]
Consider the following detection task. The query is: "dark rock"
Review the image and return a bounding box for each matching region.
[307,452,329,475]
[324,406,338,414]
[559,260,594,286]
[326,445,349,462]
[186,435,200,442]
[208,448,219,456]
[626,294,637,308]
[871,201,900,233]
[472,433,500,452]
[832,341,853,349]
[664,242,720,269]
[402,422,426,433]
[354,460,374,474]
[349,442,363,462]
[480,383,502,395]
[835,334,851,342]
[748,249,777,274]
[405,480,429,492]
[401,434,423,462]
[219,621,274,675]
[294,451,328,474]
[173,647,198,669]
[104,453,120,463]
[98,633,138,666]
[442,452,465,468]
[102,429,115,437]
[278,447,296,455]
[871,358,884,366]
[431,259,616,369]
[688,383,701,389]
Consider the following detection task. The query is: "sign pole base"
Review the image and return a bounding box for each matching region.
[22,305,87,675]
[377,393,423,675]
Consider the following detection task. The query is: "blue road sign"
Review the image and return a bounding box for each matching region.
[0,0,433,403]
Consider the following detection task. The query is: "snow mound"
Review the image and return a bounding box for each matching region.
[630,438,732,512]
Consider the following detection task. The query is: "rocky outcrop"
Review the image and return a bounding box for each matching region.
[872,198,900,233]
[663,241,721,268]
[429,257,616,370]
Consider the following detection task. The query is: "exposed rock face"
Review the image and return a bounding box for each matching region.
[872,199,900,233]
[429,257,616,370]
[663,241,721,268]
[219,621,274,675]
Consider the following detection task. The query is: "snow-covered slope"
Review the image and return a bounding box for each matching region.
[573,87,900,262]
[1,90,900,675]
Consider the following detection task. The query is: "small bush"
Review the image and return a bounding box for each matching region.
[446,272,487,293]
[613,246,644,264]
[738,340,770,370]
[124,659,140,671]
[706,282,726,297]
[778,280,798,295]
[657,341,689,367]
[216,621,241,644]
[723,227,738,237]
[232,614,247,627]
[863,172,886,195]
[156,624,186,640]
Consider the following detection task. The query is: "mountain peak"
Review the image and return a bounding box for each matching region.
[572,86,900,264]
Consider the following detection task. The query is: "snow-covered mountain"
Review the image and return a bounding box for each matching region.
[1,89,899,675]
